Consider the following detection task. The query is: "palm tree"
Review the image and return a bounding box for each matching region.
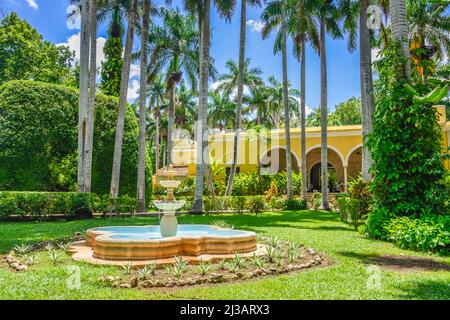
[243,84,270,126]
[208,90,236,130]
[390,0,411,77]
[407,0,450,75]
[176,82,197,130]
[337,0,374,182]
[84,0,98,193]
[148,8,201,165]
[315,0,343,209]
[182,0,235,213]
[294,0,319,200]
[264,76,300,128]
[110,0,138,200]
[136,0,151,213]
[221,0,262,197]
[147,74,166,172]
[77,0,91,193]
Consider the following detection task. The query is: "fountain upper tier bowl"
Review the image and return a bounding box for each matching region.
[86,225,257,261]
[152,200,186,211]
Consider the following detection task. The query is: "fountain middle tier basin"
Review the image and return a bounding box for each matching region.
[86,225,257,261]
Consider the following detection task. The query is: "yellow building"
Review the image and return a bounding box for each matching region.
[156,106,450,191]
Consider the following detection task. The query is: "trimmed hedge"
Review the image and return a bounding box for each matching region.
[0,191,93,220]
[0,80,151,198]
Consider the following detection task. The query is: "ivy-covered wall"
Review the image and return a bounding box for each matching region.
[0,80,151,198]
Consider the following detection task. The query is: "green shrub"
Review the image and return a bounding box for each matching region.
[0,192,93,220]
[269,197,285,210]
[231,196,246,213]
[337,196,349,222]
[284,198,307,211]
[311,192,322,210]
[246,196,265,215]
[0,80,151,199]
[383,215,450,254]
[348,177,372,221]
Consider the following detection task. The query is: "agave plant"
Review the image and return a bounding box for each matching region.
[121,262,133,275]
[233,253,245,268]
[48,249,62,266]
[137,264,155,280]
[288,246,302,263]
[267,236,281,249]
[217,259,227,271]
[44,243,54,252]
[167,257,188,280]
[57,242,71,253]
[250,254,265,269]
[210,220,234,229]
[26,253,39,266]
[275,255,284,267]
[265,246,277,263]
[13,244,32,257]
[197,259,212,276]
[227,261,240,273]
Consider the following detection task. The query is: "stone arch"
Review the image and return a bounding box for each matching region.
[305,146,345,191]
[346,145,362,182]
[260,147,300,173]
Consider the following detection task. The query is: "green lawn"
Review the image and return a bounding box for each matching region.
[0,211,449,300]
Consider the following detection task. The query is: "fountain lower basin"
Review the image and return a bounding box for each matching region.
[86,225,257,261]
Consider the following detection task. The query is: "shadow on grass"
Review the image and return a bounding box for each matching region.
[337,251,450,272]
[394,280,450,300]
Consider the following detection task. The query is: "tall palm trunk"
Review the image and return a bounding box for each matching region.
[137,0,151,213]
[319,17,330,210]
[225,0,247,196]
[360,0,375,181]
[78,0,91,193]
[110,0,138,199]
[389,0,410,78]
[281,0,293,200]
[167,80,176,165]
[300,36,307,200]
[192,0,211,213]
[84,0,97,193]
[155,101,160,171]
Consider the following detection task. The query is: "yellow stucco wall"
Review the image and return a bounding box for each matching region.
[171,118,450,174]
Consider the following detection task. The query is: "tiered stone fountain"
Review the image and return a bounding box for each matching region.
[152,165,185,237]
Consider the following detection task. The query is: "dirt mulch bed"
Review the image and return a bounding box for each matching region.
[367,254,450,273]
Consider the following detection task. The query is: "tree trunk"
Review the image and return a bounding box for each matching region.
[389,0,410,78]
[192,0,210,213]
[136,0,150,213]
[281,0,293,200]
[78,0,91,193]
[84,0,97,193]
[225,0,246,196]
[167,80,176,165]
[360,0,375,181]
[110,0,137,199]
[300,36,307,200]
[155,102,160,171]
[320,17,330,210]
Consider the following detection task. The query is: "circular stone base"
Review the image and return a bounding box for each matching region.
[70,241,267,268]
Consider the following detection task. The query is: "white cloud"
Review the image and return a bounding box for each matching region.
[25,0,38,10]
[129,64,140,79]
[246,20,264,33]
[57,32,107,68]
[371,47,381,63]
[127,79,140,102]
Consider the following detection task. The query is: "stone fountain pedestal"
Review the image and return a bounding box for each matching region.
[153,165,185,238]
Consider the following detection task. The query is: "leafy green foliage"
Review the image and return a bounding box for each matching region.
[231,171,302,196]
[366,42,448,238]
[384,215,450,255]
[306,97,361,127]
[0,81,151,198]
[247,196,265,215]
[311,192,322,210]
[284,199,307,211]
[100,22,124,96]
[0,13,74,86]
[0,192,93,220]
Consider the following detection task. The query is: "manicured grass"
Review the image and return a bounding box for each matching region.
[0,211,449,300]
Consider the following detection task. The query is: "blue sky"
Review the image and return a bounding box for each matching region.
[1,0,363,111]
